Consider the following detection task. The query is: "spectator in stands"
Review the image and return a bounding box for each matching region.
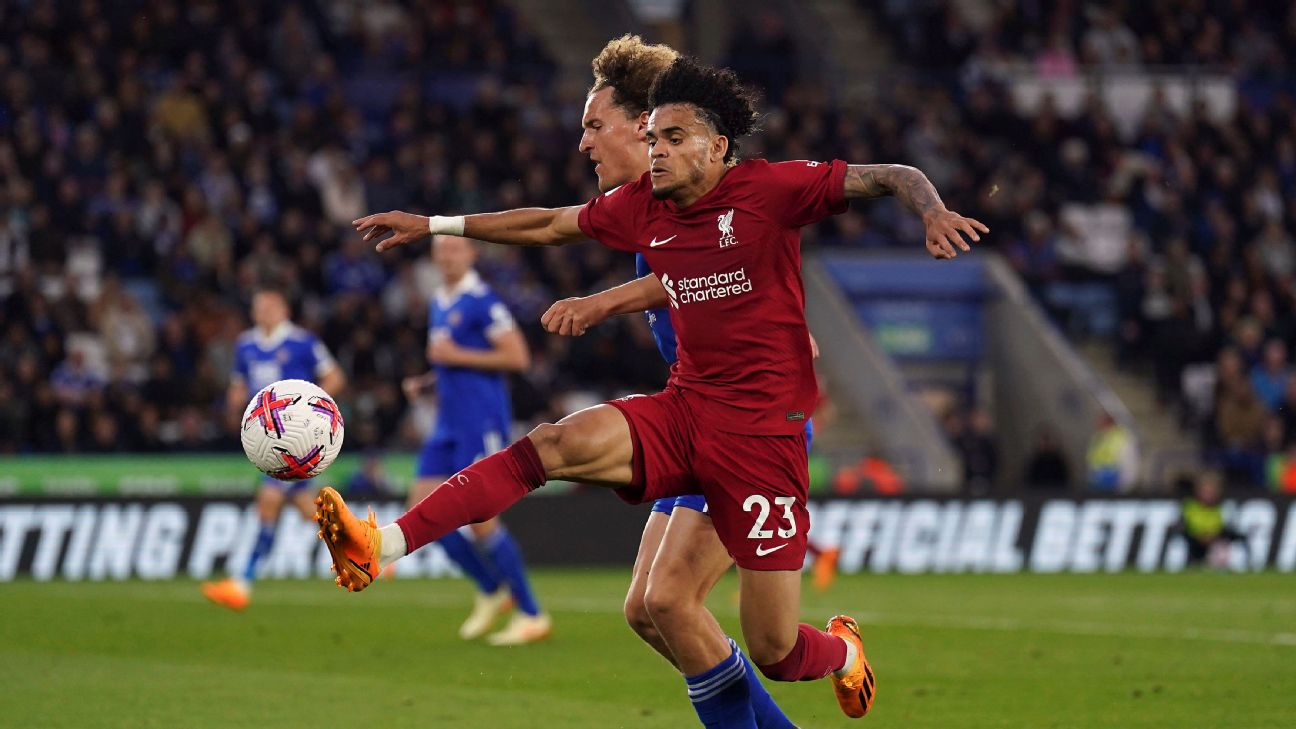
[1081,9,1141,68]
[1214,348,1268,485]
[1023,426,1070,490]
[1086,412,1138,492]
[1006,211,1062,295]
[944,408,999,495]
[50,349,103,407]
[96,284,156,384]
[1250,339,1291,411]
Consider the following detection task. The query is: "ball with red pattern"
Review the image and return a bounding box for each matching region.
[240,379,345,481]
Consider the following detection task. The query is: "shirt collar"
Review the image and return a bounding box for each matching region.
[436,269,481,307]
[254,321,294,349]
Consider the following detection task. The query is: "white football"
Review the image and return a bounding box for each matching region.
[240,379,345,481]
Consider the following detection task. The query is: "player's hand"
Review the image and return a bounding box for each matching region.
[541,296,611,337]
[922,209,988,259]
[353,211,431,252]
[809,333,820,359]
[401,376,425,401]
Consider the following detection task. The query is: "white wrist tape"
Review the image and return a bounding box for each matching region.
[428,215,466,237]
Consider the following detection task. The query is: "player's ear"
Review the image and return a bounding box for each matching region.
[636,111,650,139]
[712,135,729,163]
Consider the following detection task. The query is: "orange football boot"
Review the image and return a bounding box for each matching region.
[812,547,840,593]
[314,486,382,592]
[201,578,250,611]
[826,615,875,718]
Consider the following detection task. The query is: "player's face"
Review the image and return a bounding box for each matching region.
[646,104,727,202]
[580,87,649,193]
[433,235,476,280]
[251,292,288,330]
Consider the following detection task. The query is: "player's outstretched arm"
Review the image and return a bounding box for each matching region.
[541,274,670,336]
[354,206,586,251]
[844,164,989,259]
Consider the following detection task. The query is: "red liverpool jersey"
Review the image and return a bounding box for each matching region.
[578,158,848,435]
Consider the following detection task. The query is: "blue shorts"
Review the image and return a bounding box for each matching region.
[416,428,508,478]
[261,475,314,494]
[651,494,709,515]
[650,419,814,515]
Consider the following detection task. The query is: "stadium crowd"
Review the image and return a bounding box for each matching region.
[4,0,1296,491]
[0,0,665,455]
[862,0,1296,488]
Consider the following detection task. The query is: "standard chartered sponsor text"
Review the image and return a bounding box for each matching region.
[676,267,753,304]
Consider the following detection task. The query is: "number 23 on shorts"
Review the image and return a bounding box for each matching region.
[744,494,798,539]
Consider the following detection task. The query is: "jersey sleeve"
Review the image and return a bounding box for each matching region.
[479,293,517,340]
[577,179,645,252]
[309,337,338,378]
[761,159,849,228]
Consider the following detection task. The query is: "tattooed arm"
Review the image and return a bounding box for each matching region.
[844,164,989,259]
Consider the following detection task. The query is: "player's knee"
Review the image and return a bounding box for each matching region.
[747,629,798,671]
[526,422,570,469]
[641,580,682,627]
[623,592,658,641]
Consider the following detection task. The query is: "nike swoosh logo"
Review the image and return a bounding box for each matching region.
[649,234,678,247]
[755,543,788,557]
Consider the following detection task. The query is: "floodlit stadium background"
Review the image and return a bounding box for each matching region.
[1,2,1293,727]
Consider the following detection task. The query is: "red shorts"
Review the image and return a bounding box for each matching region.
[606,388,810,571]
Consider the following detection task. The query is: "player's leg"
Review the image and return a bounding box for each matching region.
[645,499,795,729]
[736,567,874,718]
[413,433,515,637]
[469,516,551,645]
[316,395,685,592]
[699,430,875,719]
[393,403,635,546]
[202,479,287,610]
[415,481,506,602]
[243,481,288,583]
[808,540,841,593]
[642,501,733,672]
[460,429,550,645]
[624,505,674,662]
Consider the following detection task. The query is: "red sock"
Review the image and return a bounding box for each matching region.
[396,438,547,553]
[756,624,847,682]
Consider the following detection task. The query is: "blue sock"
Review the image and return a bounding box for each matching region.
[242,523,276,582]
[685,644,757,729]
[482,527,542,616]
[436,529,502,594]
[732,639,796,729]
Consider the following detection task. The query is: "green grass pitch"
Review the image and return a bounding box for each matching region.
[2,571,1293,727]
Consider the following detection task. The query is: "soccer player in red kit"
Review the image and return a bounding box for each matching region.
[326,56,985,721]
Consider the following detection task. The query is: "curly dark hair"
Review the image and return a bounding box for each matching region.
[648,56,760,163]
[590,34,679,117]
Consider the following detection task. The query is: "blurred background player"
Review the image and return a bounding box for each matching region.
[400,235,549,645]
[202,288,345,610]
[1175,470,1250,568]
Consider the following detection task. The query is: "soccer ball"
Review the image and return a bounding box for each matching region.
[240,379,345,481]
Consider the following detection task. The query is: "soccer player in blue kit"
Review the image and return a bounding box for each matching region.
[401,235,550,645]
[203,288,345,611]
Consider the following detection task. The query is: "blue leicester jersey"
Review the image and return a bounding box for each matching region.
[635,254,678,364]
[232,322,335,393]
[430,270,514,435]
